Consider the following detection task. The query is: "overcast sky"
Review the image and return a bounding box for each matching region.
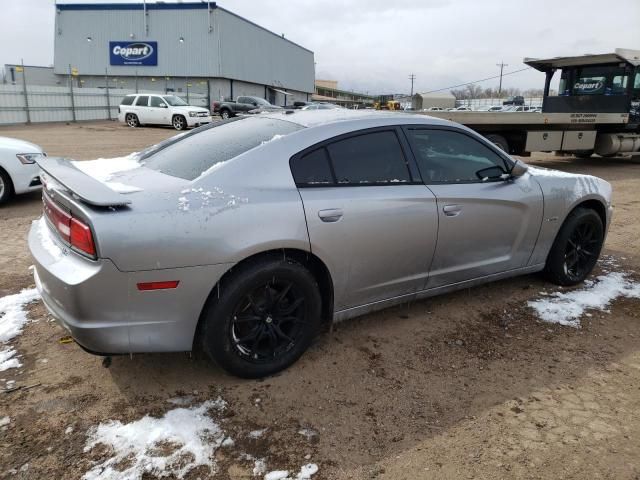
[2,0,639,94]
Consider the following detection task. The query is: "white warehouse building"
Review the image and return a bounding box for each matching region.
[52,1,315,106]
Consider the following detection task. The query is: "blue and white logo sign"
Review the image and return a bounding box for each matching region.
[109,41,157,66]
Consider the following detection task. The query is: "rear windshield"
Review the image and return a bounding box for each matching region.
[142,117,303,180]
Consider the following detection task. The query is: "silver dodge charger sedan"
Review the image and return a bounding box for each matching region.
[29,110,612,377]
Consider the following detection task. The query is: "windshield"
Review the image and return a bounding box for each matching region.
[254,97,271,106]
[142,117,303,180]
[163,95,189,106]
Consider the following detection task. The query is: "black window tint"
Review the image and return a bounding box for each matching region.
[291,148,333,186]
[135,95,149,107]
[407,129,507,183]
[326,131,410,184]
[149,96,166,107]
[143,117,303,180]
[120,96,135,106]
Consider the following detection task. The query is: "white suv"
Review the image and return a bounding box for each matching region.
[118,94,212,130]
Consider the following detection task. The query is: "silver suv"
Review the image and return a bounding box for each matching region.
[118,93,212,130]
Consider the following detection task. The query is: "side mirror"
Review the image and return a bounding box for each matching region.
[476,165,509,181]
[510,159,529,178]
[252,102,258,106]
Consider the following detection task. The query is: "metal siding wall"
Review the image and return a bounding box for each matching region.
[209,79,231,101]
[54,7,219,77]
[233,80,265,98]
[215,9,314,93]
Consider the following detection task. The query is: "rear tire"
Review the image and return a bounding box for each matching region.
[125,113,140,128]
[544,207,604,286]
[0,168,14,205]
[173,115,187,130]
[220,109,231,120]
[201,257,322,378]
[485,134,509,153]
[574,150,594,159]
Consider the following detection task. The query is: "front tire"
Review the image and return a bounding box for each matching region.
[544,207,604,286]
[173,115,187,130]
[0,168,14,205]
[125,113,139,128]
[201,258,322,378]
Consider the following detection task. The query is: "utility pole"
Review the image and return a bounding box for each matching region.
[408,74,416,97]
[496,61,508,95]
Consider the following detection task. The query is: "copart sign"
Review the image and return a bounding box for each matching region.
[109,41,158,66]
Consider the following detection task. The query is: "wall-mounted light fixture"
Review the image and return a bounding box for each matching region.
[179,36,185,43]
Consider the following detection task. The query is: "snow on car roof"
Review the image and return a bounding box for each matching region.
[258,109,454,129]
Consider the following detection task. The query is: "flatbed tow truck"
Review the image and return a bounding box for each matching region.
[420,48,640,157]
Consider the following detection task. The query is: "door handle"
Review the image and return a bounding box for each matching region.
[318,208,343,222]
[443,204,462,217]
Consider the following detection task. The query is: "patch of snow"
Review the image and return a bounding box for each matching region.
[253,458,267,476]
[0,416,10,427]
[34,217,63,261]
[82,398,226,480]
[264,464,318,480]
[65,426,74,435]
[72,154,141,183]
[0,288,40,372]
[103,182,143,194]
[221,437,235,448]
[248,428,267,439]
[265,471,289,480]
[0,348,21,372]
[177,186,247,213]
[260,134,284,146]
[72,154,143,195]
[528,272,640,328]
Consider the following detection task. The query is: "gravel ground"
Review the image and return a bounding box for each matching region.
[0,120,639,479]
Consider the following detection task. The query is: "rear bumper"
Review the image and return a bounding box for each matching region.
[29,217,231,355]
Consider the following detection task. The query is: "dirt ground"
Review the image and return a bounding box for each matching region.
[0,120,639,480]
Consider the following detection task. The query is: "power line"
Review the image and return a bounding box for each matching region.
[408,74,416,97]
[422,67,531,94]
[496,61,508,94]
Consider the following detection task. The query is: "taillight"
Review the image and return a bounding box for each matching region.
[70,217,96,256]
[43,193,96,258]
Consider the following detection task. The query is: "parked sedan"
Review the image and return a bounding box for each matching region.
[0,136,45,204]
[29,111,612,378]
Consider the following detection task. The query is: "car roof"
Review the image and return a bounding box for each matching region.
[257,109,455,129]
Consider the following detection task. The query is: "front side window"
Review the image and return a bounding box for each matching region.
[143,117,303,180]
[406,129,509,183]
[149,96,166,108]
[163,95,188,106]
[135,95,149,107]
[326,131,411,184]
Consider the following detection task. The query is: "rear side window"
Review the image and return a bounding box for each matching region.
[326,131,411,184]
[406,129,508,183]
[120,96,135,106]
[135,95,149,106]
[143,117,303,180]
[290,148,333,185]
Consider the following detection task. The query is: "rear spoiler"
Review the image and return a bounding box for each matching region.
[36,157,132,207]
